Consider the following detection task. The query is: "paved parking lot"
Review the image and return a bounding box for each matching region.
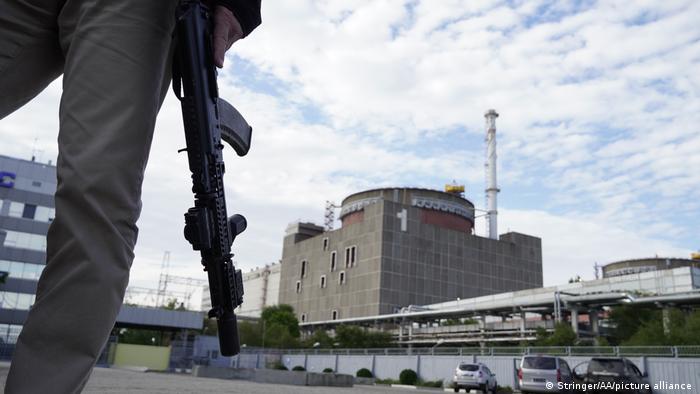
[0,362,445,394]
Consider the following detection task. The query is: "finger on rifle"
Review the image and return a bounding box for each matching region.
[213,5,243,68]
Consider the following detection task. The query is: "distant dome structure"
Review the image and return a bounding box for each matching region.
[339,187,475,233]
[602,257,700,278]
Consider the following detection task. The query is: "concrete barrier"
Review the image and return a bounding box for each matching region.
[254,369,308,385]
[355,377,376,385]
[306,372,354,387]
[192,366,354,387]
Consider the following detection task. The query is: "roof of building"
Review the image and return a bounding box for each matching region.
[341,187,475,207]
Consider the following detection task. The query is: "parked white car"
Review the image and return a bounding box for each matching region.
[452,362,498,393]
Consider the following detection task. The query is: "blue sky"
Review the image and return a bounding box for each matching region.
[2,0,698,305]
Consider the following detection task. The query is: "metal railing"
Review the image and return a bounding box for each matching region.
[243,346,700,358]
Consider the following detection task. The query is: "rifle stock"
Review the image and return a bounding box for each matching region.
[172,0,251,356]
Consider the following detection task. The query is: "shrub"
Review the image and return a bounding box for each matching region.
[417,380,443,388]
[272,363,287,370]
[497,385,514,393]
[292,366,306,371]
[356,368,373,378]
[323,368,334,373]
[375,378,399,385]
[399,369,418,385]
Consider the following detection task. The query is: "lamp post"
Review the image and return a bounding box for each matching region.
[431,339,445,354]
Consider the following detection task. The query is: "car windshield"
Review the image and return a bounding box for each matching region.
[458,364,480,371]
[589,359,626,375]
[523,357,556,370]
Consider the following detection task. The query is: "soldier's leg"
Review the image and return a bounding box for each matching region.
[0,0,63,118]
[5,0,177,392]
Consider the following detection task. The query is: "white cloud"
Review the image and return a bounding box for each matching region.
[500,208,690,285]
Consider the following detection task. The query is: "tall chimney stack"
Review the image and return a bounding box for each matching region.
[484,109,500,240]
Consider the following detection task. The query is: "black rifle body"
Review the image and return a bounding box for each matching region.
[173,0,248,356]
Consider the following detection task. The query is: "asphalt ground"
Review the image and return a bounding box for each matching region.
[0,362,448,394]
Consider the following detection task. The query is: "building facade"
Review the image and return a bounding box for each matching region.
[0,155,56,344]
[279,187,543,323]
[202,263,281,317]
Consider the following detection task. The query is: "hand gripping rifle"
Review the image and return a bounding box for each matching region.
[172,0,251,356]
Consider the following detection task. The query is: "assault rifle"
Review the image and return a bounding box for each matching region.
[172,0,251,356]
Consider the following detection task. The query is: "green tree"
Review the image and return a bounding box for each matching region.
[261,305,300,338]
[303,329,333,348]
[534,323,576,346]
[623,319,666,346]
[679,310,700,345]
[118,328,169,346]
[607,305,660,345]
[335,325,393,348]
[238,321,263,347]
[264,322,299,348]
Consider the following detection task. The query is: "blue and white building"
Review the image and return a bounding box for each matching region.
[0,154,55,345]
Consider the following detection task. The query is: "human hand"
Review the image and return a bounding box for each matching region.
[212,5,243,68]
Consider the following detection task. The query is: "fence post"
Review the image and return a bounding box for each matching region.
[416,354,421,381]
[566,346,571,356]
[304,354,308,370]
[371,354,376,378]
[335,354,339,372]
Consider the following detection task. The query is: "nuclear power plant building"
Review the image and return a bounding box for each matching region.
[279,187,543,323]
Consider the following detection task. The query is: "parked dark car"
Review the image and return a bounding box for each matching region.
[573,358,652,394]
[518,355,574,393]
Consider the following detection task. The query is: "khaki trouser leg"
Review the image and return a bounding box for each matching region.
[3,1,177,393]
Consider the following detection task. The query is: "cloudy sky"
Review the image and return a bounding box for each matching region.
[2,0,699,305]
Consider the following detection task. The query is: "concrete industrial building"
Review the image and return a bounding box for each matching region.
[602,257,700,278]
[203,263,281,317]
[279,187,543,323]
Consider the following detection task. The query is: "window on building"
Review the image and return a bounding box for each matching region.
[34,206,54,222]
[350,246,357,267]
[295,281,301,294]
[22,204,36,220]
[339,271,346,285]
[7,202,23,218]
[0,324,22,344]
[301,313,307,323]
[344,246,357,268]
[330,251,337,272]
[320,275,327,288]
[331,310,338,320]
[0,291,35,311]
[0,260,44,280]
[322,237,329,251]
[300,260,307,278]
[2,231,47,251]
